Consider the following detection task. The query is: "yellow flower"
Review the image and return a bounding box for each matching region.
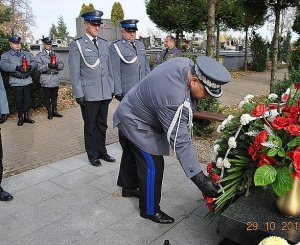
[258,236,289,245]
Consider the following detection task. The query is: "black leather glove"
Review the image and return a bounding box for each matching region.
[48,63,57,69]
[16,65,25,73]
[76,97,86,107]
[191,171,220,198]
[115,94,124,102]
[0,114,8,124]
[27,65,32,72]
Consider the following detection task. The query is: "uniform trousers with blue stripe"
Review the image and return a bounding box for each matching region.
[123,134,165,216]
[0,130,3,188]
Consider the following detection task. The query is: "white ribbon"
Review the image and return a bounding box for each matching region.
[76,40,101,69]
[114,43,137,64]
[167,100,193,156]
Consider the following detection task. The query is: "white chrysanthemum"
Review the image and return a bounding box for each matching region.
[261,142,277,149]
[244,94,254,101]
[240,114,256,125]
[228,137,237,148]
[245,130,260,137]
[258,236,289,245]
[223,158,231,169]
[213,144,220,153]
[268,93,278,100]
[216,157,223,168]
[238,100,246,108]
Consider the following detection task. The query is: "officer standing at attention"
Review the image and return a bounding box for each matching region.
[0,36,37,126]
[0,74,13,201]
[158,35,182,64]
[113,56,231,224]
[36,37,64,119]
[109,19,150,198]
[68,10,115,167]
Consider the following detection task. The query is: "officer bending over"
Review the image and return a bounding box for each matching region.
[113,56,231,224]
[36,37,64,119]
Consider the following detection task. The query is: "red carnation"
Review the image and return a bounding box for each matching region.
[292,146,300,178]
[258,153,277,167]
[248,130,268,161]
[282,106,300,121]
[207,163,213,175]
[295,82,300,90]
[284,124,300,136]
[211,173,220,183]
[271,116,295,130]
[251,104,267,117]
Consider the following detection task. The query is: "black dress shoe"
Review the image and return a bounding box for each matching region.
[122,188,139,198]
[99,153,116,162]
[0,189,13,201]
[191,171,220,198]
[88,155,101,167]
[52,111,63,117]
[140,210,174,224]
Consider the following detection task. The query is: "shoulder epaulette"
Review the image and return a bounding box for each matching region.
[73,37,82,41]
[98,37,107,42]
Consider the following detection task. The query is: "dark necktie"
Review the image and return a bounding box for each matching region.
[92,38,98,49]
[131,42,136,52]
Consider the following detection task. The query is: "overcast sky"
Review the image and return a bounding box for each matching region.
[30,0,297,43]
[30,0,157,41]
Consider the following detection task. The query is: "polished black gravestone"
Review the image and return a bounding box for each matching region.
[218,187,300,245]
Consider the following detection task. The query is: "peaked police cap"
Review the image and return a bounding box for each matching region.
[42,37,53,44]
[81,10,103,24]
[120,19,139,31]
[193,56,231,98]
[9,36,21,43]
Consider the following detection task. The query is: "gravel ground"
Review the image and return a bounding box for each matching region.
[193,134,218,165]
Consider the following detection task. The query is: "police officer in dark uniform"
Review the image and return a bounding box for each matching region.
[0,36,37,126]
[109,19,150,198]
[113,56,231,224]
[0,73,13,201]
[36,37,64,119]
[68,10,115,166]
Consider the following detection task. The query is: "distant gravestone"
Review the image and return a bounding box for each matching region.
[139,36,151,49]
[76,17,122,44]
[154,37,162,47]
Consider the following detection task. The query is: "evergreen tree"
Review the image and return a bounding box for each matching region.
[267,0,300,91]
[111,2,124,28]
[282,30,292,63]
[56,15,69,40]
[146,0,206,42]
[49,23,58,38]
[292,5,300,34]
[79,3,95,16]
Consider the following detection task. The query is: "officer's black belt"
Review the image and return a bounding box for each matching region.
[10,73,30,79]
[41,71,59,75]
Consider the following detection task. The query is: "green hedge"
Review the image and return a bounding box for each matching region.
[271,65,300,96]
[193,97,221,135]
